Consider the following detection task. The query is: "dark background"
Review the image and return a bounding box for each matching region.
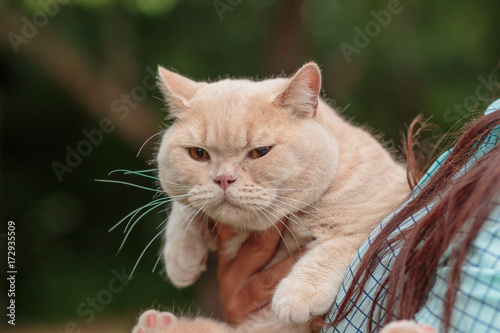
[1,0,499,332]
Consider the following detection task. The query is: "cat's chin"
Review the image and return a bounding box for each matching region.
[206,203,278,231]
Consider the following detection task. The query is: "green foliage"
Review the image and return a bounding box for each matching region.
[15,0,180,15]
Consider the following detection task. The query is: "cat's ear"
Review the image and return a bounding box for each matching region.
[157,66,206,117]
[272,62,321,118]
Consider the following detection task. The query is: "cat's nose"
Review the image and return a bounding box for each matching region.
[214,175,236,191]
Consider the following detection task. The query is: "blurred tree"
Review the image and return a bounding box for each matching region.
[0,4,159,157]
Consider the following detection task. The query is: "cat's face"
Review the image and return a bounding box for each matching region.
[156,63,338,230]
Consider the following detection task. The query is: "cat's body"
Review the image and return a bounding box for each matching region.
[134,63,410,333]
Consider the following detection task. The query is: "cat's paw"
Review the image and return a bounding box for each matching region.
[271,275,335,323]
[132,310,178,333]
[163,202,210,288]
[380,320,437,333]
[165,245,208,287]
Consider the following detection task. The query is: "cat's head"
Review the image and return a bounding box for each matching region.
[156,63,338,230]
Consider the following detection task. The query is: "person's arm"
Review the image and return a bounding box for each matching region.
[216,222,300,325]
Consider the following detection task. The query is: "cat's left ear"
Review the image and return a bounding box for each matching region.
[157,66,207,117]
[272,62,321,118]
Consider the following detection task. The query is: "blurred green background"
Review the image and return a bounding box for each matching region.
[1,0,499,332]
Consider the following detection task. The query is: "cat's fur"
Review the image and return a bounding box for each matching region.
[132,311,437,333]
[134,62,410,332]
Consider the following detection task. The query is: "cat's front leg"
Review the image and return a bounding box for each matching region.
[164,201,211,287]
[272,236,363,324]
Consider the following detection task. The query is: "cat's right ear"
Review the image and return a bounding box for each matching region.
[157,66,206,118]
[272,62,322,118]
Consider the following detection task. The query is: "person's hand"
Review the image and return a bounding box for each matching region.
[379,320,437,333]
[216,221,301,325]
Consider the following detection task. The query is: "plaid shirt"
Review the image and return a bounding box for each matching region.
[324,99,500,332]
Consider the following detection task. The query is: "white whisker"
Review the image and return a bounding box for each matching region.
[266,185,332,192]
[109,197,169,232]
[275,194,336,222]
[253,206,269,230]
[256,207,295,255]
[136,130,167,158]
[118,201,167,253]
[182,204,207,245]
[123,198,173,233]
[152,251,163,273]
[95,178,164,192]
[109,168,159,175]
[129,226,166,280]
[167,200,203,238]
[108,168,191,190]
[268,201,314,239]
[256,175,289,186]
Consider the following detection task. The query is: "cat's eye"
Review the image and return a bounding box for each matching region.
[249,146,271,159]
[188,147,210,161]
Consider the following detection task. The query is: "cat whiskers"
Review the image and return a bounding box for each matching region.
[128,196,199,277]
[117,197,183,254]
[208,207,247,239]
[272,196,334,229]
[116,197,167,234]
[109,194,189,233]
[256,206,298,255]
[136,129,168,158]
[253,183,336,224]
[95,178,166,193]
[180,202,208,245]
[267,200,314,239]
[274,194,337,224]
[97,168,195,277]
[249,206,271,231]
[108,168,191,190]
[99,168,191,234]
[271,184,332,192]
[130,225,166,280]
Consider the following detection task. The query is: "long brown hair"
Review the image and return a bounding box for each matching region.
[331,109,500,332]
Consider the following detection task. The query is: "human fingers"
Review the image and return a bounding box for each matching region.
[224,248,302,325]
[229,220,287,278]
[214,222,235,245]
[214,222,237,267]
[216,219,286,277]
[217,220,285,303]
[216,219,287,323]
[380,320,437,333]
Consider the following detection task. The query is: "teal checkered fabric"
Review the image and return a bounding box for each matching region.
[323,100,500,332]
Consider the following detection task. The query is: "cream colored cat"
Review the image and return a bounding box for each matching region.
[133,62,411,333]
